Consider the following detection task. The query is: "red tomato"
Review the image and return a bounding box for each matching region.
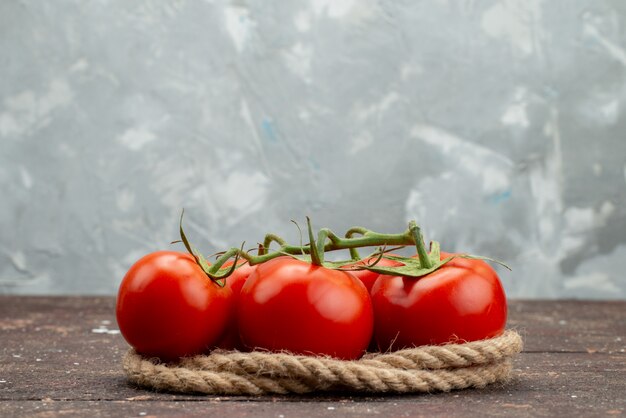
[238,257,374,360]
[116,251,233,361]
[343,254,403,293]
[371,252,507,350]
[216,260,257,350]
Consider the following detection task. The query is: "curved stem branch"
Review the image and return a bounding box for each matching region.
[259,233,287,256]
[345,227,368,260]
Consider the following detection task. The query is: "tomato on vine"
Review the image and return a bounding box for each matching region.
[371,251,507,351]
[116,251,233,361]
[116,212,509,361]
[237,257,374,360]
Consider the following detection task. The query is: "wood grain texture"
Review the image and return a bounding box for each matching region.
[1,297,625,417]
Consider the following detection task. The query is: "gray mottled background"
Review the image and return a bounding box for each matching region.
[1,0,625,298]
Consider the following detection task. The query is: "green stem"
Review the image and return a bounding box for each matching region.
[306,217,323,266]
[345,227,368,260]
[193,219,434,281]
[409,220,432,269]
[259,233,287,256]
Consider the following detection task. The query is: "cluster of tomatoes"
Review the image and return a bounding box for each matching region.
[116,250,507,362]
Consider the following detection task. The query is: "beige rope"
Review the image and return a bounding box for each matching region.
[123,330,522,395]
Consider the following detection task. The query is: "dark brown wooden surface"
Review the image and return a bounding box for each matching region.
[1,297,624,417]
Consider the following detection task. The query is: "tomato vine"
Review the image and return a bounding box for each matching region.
[177,211,509,284]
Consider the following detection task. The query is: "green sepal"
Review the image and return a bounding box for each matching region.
[269,253,373,270]
[350,243,511,278]
[318,249,387,270]
[356,254,455,278]
[328,241,450,278]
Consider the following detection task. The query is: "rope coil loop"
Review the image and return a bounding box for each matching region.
[123,330,522,395]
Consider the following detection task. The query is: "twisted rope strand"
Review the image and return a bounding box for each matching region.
[123,330,522,395]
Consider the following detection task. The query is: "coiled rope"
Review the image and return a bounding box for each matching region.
[123,330,522,395]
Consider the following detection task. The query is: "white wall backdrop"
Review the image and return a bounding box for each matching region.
[1,0,625,298]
